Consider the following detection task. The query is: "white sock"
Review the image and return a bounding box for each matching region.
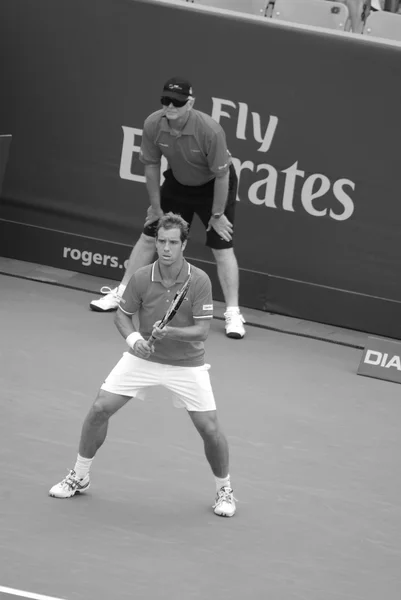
[226,306,239,313]
[215,474,231,492]
[73,454,93,480]
[118,283,126,296]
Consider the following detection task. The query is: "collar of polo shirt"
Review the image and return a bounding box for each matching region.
[161,110,196,135]
[151,259,191,283]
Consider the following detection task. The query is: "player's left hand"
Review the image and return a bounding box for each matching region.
[207,214,233,242]
[151,320,168,341]
[133,339,154,359]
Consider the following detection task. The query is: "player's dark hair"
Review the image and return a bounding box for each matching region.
[157,212,189,243]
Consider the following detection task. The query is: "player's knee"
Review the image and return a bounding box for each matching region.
[89,397,113,423]
[197,416,220,440]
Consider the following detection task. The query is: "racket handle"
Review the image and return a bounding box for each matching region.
[147,334,157,349]
[147,319,167,349]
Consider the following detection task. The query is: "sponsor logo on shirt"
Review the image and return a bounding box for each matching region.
[203,304,213,310]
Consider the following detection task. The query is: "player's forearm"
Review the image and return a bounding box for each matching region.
[144,164,162,210]
[114,309,137,339]
[165,324,209,342]
[212,172,229,213]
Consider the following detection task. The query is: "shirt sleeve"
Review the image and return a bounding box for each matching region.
[119,274,141,315]
[139,120,162,166]
[206,129,231,177]
[192,272,213,320]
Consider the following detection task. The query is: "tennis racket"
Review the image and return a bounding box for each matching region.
[147,274,192,348]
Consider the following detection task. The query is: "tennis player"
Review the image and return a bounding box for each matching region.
[90,76,245,340]
[49,213,236,517]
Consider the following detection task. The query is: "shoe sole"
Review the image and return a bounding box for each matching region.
[225,332,245,339]
[214,510,236,517]
[49,482,90,498]
[89,304,118,312]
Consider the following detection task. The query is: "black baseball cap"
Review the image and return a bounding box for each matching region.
[162,77,193,101]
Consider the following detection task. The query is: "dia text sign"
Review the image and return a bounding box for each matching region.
[358,336,401,385]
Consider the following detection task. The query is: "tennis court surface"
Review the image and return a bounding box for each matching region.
[1,267,401,600]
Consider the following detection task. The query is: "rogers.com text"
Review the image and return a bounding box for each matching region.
[63,247,129,270]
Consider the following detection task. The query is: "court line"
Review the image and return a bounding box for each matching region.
[0,586,67,600]
[0,271,364,349]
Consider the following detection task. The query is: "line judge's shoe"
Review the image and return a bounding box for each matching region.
[213,486,236,517]
[224,310,246,339]
[90,286,121,312]
[49,469,90,498]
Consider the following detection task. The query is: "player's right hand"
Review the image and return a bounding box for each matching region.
[144,206,164,227]
[133,339,154,359]
[150,321,168,342]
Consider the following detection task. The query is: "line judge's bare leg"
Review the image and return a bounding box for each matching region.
[211,247,245,339]
[90,234,156,312]
[119,234,156,289]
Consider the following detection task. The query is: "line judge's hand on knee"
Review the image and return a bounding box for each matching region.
[144,206,164,227]
[207,214,233,242]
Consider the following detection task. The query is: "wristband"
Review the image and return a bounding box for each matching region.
[126,332,144,349]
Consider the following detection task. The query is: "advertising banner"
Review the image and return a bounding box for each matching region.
[1,0,401,338]
[358,336,401,384]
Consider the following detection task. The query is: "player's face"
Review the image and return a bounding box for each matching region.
[156,227,187,265]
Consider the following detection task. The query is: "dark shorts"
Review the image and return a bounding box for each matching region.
[143,163,238,250]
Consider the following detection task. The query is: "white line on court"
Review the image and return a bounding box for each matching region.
[0,586,67,600]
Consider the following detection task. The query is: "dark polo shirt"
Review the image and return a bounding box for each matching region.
[139,109,231,186]
[119,260,213,367]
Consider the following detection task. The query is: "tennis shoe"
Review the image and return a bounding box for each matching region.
[90,286,121,312]
[213,486,236,517]
[224,310,246,339]
[49,469,90,498]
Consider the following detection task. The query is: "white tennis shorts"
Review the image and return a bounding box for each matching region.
[101,352,216,412]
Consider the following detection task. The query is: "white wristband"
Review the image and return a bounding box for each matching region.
[126,332,144,349]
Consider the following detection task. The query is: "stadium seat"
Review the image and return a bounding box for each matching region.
[272,0,351,30]
[364,10,401,40]
[186,0,271,17]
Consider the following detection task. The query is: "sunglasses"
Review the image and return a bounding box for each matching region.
[160,96,189,108]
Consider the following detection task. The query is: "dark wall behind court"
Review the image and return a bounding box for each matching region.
[1,0,401,338]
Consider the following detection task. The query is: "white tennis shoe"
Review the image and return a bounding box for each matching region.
[49,470,90,498]
[213,486,236,517]
[224,310,246,339]
[90,286,121,312]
